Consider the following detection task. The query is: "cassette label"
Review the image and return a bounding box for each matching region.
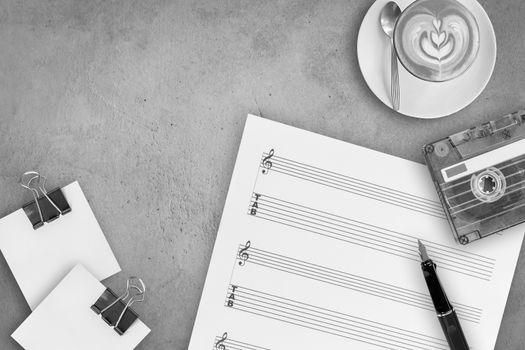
[441,137,525,182]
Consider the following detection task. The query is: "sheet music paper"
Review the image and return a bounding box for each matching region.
[189,115,525,350]
[0,181,121,310]
[12,264,150,350]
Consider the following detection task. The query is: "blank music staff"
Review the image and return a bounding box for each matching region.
[213,332,270,350]
[248,193,495,281]
[235,243,482,323]
[259,152,446,219]
[225,284,449,350]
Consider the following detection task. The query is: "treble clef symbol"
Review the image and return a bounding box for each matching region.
[261,149,274,174]
[238,241,251,266]
[215,332,228,350]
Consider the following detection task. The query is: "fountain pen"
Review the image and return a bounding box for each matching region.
[418,240,469,350]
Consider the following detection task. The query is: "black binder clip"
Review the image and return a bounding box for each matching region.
[20,171,71,229]
[91,277,146,335]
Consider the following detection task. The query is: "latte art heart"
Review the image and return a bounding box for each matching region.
[425,29,453,60]
[394,0,480,82]
[413,14,469,64]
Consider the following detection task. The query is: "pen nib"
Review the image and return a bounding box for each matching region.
[418,239,430,262]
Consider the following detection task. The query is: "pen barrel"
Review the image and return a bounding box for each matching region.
[438,310,469,350]
[421,260,452,314]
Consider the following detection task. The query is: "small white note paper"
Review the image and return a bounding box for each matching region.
[12,264,150,350]
[0,181,121,310]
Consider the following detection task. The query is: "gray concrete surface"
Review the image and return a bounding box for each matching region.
[0,0,525,349]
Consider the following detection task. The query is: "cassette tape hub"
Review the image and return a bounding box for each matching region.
[423,110,525,245]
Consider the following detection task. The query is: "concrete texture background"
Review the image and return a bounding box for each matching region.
[0,0,524,349]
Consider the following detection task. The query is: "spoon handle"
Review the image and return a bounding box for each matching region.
[391,42,400,111]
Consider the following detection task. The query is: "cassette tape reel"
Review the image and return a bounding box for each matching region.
[423,110,525,244]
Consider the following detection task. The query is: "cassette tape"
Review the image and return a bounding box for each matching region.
[423,110,525,245]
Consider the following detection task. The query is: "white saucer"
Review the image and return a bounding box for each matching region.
[357,0,497,119]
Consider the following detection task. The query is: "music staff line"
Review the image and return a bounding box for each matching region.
[253,194,494,269]
[213,333,270,350]
[250,196,492,279]
[248,208,491,283]
[260,153,446,219]
[236,244,482,323]
[256,152,496,266]
[248,194,495,281]
[225,285,449,350]
[260,152,441,210]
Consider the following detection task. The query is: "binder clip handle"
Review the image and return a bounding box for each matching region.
[108,277,146,330]
[92,277,146,335]
[20,171,71,229]
[115,277,146,329]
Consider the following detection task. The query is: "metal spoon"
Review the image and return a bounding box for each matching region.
[380,1,402,111]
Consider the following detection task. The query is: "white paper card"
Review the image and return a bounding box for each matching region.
[12,264,150,350]
[188,115,525,350]
[0,181,121,310]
